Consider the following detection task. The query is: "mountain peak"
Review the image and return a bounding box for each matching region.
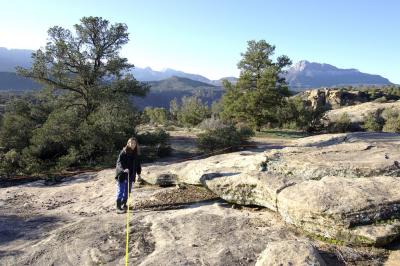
[287,61,391,90]
[293,60,310,71]
[293,60,340,72]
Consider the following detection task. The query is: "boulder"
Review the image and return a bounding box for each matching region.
[255,240,326,266]
[302,88,371,111]
[201,171,298,211]
[277,176,400,246]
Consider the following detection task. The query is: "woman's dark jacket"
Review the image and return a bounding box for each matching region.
[115,148,141,181]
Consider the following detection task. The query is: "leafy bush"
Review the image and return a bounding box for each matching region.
[142,107,168,125]
[0,98,38,151]
[137,128,170,146]
[236,123,255,141]
[277,97,326,132]
[197,125,253,153]
[329,113,352,133]
[363,111,384,132]
[382,110,400,133]
[78,102,138,164]
[0,149,20,177]
[177,96,210,127]
[137,128,171,161]
[198,117,227,130]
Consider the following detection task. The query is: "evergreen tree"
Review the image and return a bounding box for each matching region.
[221,40,291,130]
[17,16,148,118]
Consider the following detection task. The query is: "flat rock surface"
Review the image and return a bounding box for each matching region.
[277,176,400,245]
[326,100,400,123]
[264,132,400,180]
[1,169,390,265]
[142,150,266,186]
[255,240,326,266]
[202,171,299,211]
[143,132,400,247]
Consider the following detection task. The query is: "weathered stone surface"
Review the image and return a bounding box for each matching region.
[2,132,398,264]
[201,171,298,211]
[326,100,400,124]
[142,151,265,186]
[264,132,400,180]
[141,132,400,246]
[1,171,334,266]
[255,240,326,266]
[299,88,397,111]
[352,222,400,246]
[277,176,400,246]
[385,250,400,266]
[301,88,371,110]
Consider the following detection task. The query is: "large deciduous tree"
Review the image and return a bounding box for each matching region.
[17,16,148,117]
[221,40,291,130]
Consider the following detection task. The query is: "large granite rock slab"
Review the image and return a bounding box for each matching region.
[201,171,298,211]
[142,151,265,186]
[264,132,400,180]
[277,176,400,246]
[143,132,400,246]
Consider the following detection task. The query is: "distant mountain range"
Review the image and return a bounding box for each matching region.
[131,67,236,86]
[0,47,394,92]
[286,60,392,90]
[132,76,223,109]
[0,72,41,90]
[0,47,33,71]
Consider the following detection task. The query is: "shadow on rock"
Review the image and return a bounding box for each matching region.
[0,214,63,246]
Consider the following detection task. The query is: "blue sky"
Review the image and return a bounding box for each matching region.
[0,0,399,83]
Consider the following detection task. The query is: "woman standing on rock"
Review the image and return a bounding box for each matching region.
[115,137,142,214]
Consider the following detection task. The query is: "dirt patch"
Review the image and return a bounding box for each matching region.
[132,185,219,211]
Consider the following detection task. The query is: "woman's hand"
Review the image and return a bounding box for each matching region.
[123,169,129,174]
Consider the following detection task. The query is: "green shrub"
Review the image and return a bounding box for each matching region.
[137,128,170,146]
[363,111,384,132]
[137,128,171,161]
[78,102,139,165]
[281,121,299,130]
[177,96,210,127]
[142,107,168,125]
[0,100,37,151]
[0,149,20,177]
[278,97,326,132]
[56,147,81,170]
[236,123,255,141]
[198,117,227,130]
[382,110,400,133]
[373,96,388,103]
[197,125,252,153]
[329,113,352,133]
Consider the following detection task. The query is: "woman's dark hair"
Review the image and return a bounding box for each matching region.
[125,137,140,155]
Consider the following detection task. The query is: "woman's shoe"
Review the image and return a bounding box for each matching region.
[121,199,128,211]
[116,200,125,214]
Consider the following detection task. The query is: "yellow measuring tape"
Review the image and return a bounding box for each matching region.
[125,179,130,266]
